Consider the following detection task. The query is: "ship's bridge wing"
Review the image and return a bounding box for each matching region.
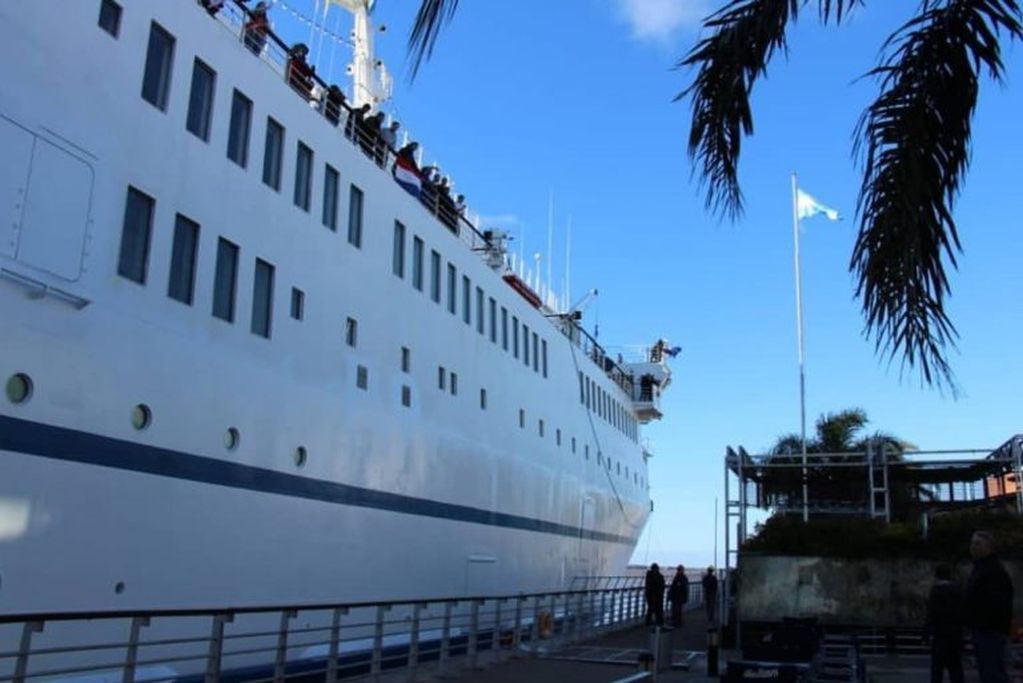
[622,340,676,424]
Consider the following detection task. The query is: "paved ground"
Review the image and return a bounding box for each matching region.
[438,609,1015,682]
[447,608,720,682]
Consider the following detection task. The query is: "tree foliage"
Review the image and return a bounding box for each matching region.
[744,509,1023,559]
[761,408,913,515]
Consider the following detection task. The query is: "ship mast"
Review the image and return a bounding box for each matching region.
[329,0,391,109]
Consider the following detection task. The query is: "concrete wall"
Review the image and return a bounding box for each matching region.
[738,555,1023,626]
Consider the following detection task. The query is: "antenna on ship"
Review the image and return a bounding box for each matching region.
[564,215,572,313]
[546,192,554,308]
[518,225,526,278]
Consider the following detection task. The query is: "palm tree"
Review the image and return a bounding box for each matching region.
[760,408,914,516]
[405,0,1022,392]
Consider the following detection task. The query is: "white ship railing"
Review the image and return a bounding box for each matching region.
[0,584,648,682]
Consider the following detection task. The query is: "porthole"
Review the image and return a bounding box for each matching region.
[114,581,126,595]
[131,404,152,430]
[224,427,240,451]
[294,446,307,468]
[5,373,33,404]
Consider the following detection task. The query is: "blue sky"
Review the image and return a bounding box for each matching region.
[273,1,1022,568]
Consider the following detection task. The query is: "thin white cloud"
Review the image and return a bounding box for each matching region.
[614,0,711,44]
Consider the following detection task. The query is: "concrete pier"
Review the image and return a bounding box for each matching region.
[451,608,718,682]
[445,609,1004,682]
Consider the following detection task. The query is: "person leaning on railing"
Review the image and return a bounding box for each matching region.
[380,120,400,154]
[199,0,225,17]
[436,178,458,231]
[286,43,315,101]
[362,111,386,166]
[242,1,269,55]
[347,103,371,146]
[419,165,440,212]
[392,141,421,170]
[323,86,346,127]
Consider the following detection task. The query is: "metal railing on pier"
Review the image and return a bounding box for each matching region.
[0,584,646,682]
[568,575,644,591]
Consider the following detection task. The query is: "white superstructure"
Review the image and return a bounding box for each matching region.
[0,0,672,619]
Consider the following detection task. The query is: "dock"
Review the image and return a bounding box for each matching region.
[448,611,997,682]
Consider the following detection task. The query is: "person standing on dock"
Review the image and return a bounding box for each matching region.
[964,530,1014,683]
[645,563,665,627]
[668,565,690,627]
[925,563,965,683]
[702,567,719,624]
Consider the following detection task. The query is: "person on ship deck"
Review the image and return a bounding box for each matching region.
[199,0,224,16]
[347,103,371,144]
[380,120,400,160]
[362,111,386,165]
[396,141,419,163]
[286,43,315,101]
[242,2,270,55]
[436,177,458,231]
[324,86,346,127]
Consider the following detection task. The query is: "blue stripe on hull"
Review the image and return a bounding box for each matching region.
[0,414,637,545]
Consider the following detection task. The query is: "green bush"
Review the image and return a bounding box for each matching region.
[743,510,1023,560]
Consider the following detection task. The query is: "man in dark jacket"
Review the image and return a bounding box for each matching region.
[668,565,690,627]
[964,530,1014,683]
[645,563,665,626]
[702,566,719,623]
[926,563,964,683]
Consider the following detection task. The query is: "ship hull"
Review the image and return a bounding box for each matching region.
[0,0,652,621]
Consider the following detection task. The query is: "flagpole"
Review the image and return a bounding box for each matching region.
[791,172,809,523]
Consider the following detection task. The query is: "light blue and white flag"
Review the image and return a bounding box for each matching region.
[796,189,840,221]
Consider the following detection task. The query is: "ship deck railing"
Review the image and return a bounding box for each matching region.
[206,1,493,252]
[567,322,637,398]
[0,584,648,682]
[204,1,633,391]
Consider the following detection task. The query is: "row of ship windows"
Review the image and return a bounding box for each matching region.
[4,372,648,489]
[113,8,557,383]
[392,222,549,379]
[399,354,643,487]
[110,184,644,487]
[579,371,638,442]
[118,185,300,338]
[104,5,367,244]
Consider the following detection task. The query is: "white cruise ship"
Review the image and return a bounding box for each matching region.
[0,0,672,619]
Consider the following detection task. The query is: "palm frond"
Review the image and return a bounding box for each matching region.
[678,0,800,220]
[815,408,868,452]
[817,0,864,24]
[852,0,1021,393]
[770,434,806,455]
[855,431,915,457]
[407,0,460,79]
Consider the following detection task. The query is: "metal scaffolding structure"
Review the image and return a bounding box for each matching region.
[721,434,1022,635]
